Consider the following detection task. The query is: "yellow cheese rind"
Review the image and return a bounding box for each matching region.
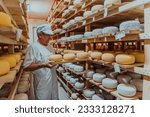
[63,53,76,61]
[102,53,115,62]
[0,56,17,68]
[130,52,144,63]
[0,60,10,76]
[116,54,135,65]
[76,52,88,59]
[90,52,102,60]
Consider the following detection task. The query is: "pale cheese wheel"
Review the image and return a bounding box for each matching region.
[75,82,85,89]
[103,26,118,36]
[76,52,88,59]
[0,12,12,27]
[117,84,136,97]
[90,52,102,60]
[92,94,104,100]
[117,74,132,84]
[91,5,104,12]
[49,54,62,62]
[63,53,76,61]
[93,73,106,83]
[130,52,144,63]
[14,93,28,100]
[84,70,95,78]
[83,89,95,98]
[130,79,143,92]
[0,56,17,68]
[0,60,10,76]
[74,66,84,72]
[116,54,135,65]
[102,78,118,89]
[71,93,78,100]
[102,53,115,62]
[83,11,93,18]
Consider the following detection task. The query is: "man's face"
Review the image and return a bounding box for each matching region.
[38,33,51,46]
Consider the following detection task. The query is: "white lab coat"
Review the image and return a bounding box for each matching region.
[23,41,58,100]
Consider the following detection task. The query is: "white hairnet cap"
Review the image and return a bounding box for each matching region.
[37,24,53,35]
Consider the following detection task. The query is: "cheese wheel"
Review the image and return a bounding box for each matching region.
[117,74,132,84]
[18,81,30,93]
[84,70,95,78]
[6,54,21,63]
[49,54,62,62]
[71,93,78,100]
[90,52,102,60]
[14,93,28,100]
[76,52,88,59]
[117,84,136,97]
[75,82,85,89]
[0,60,10,76]
[102,78,118,89]
[92,94,103,100]
[130,52,144,63]
[93,73,106,83]
[102,53,115,62]
[63,53,76,61]
[0,12,12,27]
[0,56,17,68]
[130,79,143,92]
[116,54,135,65]
[83,89,95,98]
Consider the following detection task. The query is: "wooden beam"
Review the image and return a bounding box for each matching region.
[0,35,17,44]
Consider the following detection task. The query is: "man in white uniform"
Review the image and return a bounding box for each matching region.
[23,24,58,100]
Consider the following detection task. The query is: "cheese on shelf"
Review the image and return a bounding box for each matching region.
[91,5,104,12]
[117,84,137,97]
[93,73,106,83]
[103,26,118,36]
[14,93,28,100]
[116,54,135,65]
[102,53,115,62]
[76,52,88,59]
[130,52,144,63]
[63,53,76,61]
[83,11,93,18]
[0,56,17,68]
[83,89,95,98]
[0,12,12,27]
[0,60,10,76]
[102,78,118,89]
[104,0,121,7]
[90,52,102,60]
[49,54,62,62]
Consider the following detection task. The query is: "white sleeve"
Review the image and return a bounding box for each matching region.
[23,46,36,69]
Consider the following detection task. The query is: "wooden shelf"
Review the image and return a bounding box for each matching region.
[0,83,4,89]
[89,79,101,87]
[65,67,84,76]
[8,68,23,100]
[99,85,116,93]
[111,90,142,100]
[0,34,18,44]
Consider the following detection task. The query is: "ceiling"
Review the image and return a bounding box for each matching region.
[26,0,53,20]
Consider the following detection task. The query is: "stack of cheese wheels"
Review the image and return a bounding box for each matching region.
[63,53,76,61]
[90,52,102,60]
[0,56,17,68]
[102,78,118,89]
[0,12,12,27]
[49,54,62,62]
[117,84,136,97]
[102,53,115,62]
[130,52,144,63]
[0,60,10,76]
[130,79,143,92]
[117,74,132,84]
[17,80,30,93]
[76,52,88,59]
[116,54,135,65]
[104,0,121,7]
[14,93,28,100]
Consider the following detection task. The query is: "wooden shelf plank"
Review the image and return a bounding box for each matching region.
[0,35,17,44]
[89,79,101,87]
[0,83,4,89]
[8,68,23,100]
[99,85,116,93]
[111,90,142,100]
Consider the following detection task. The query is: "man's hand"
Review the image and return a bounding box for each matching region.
[41,62,57,68]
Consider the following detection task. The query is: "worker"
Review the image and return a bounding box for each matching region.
[23,24,58,100]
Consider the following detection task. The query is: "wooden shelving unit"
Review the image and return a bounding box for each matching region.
[51,0,150,100]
